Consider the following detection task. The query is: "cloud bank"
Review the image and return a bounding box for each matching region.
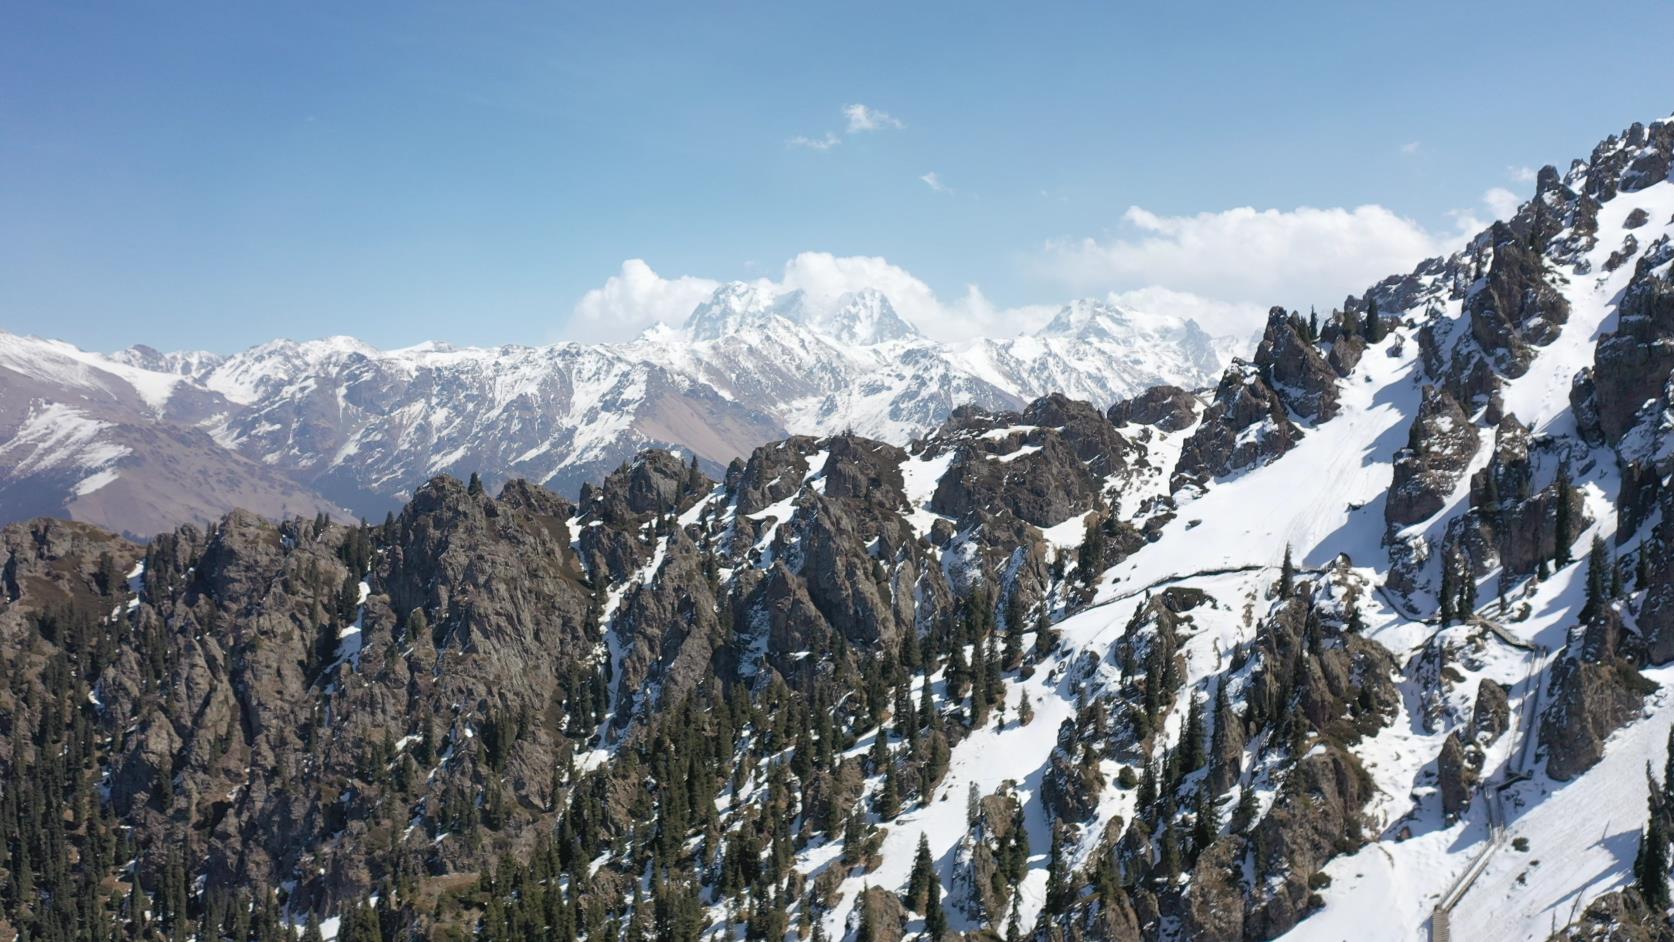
[569,188,1531,346]
[566,254,1053,345]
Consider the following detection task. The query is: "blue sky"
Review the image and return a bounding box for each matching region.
[3,1,1672,352]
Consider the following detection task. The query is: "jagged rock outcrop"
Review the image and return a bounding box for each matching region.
[1179,745,1378,941]
[855,887,909,942]
[928,396,1129,528]
[1171,365,1301,491]
[1631,486,1674,665]
[1583,238,1674,443]
[1108,385,1200,433]
[1442,416,1587,578]
[1472,679,1511,745]
[1436,731,1473,820]
[1553,886,1674,941]
[1465,224,1571,377]
[1542,611,1657,781]
[1386,386,1480,530]
[1253,306,1341,421]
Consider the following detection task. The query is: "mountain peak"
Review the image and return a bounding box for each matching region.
[806,289,919,346]
[684,282,807,340]
[1038,298,1132,340]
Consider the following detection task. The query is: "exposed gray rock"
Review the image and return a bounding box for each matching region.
[1108,385,1200,433]
[1437,731,1473,820]
[1542,612,1656,781]
[1253,306,1341,421]
[1171,364,1301,491]
[1472,679,1511,745]
[1386,387,1480,530]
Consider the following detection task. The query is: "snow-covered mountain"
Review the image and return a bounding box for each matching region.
[5,110,1674,942]
[0,291,1231,532]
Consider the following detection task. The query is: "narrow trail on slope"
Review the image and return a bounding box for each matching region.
[1431,624,1549,940]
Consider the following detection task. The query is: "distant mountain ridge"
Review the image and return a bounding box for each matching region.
[0,290,1235,534]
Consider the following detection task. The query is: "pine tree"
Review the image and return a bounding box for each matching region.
[1554,465,1575,568]
[1193,789,1220,856]
[877,766,901,820]
[1279,544,1295,599]
[924,874,947,939]
[1233,784,1258,833]
[1439,557,1458,625]
[1638,804,1672,909]
[468,471,485,497]
[1181,694,1206,771]
[908,833,935,911]
[1583,536,1611,623]
[1033,608,1058,660]
[1365,297,1385,343]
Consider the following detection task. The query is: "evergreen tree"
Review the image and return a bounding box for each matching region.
[1193,789,1220,855]
[1582,536,1611,623]
[1279,544,1295,599]
[1638,773,1672,910]
[924,874,947,939]
[1554,465,1575,568]
[907,833,935,911]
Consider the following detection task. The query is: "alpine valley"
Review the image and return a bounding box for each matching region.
[6,113,1674,942]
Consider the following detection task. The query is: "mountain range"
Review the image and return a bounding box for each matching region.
[0,288,1233,536]
[3,112,1674,942]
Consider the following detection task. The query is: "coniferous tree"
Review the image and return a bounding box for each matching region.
[1193,789,1220,856]
[1033,608,1058,660]
[924,873,947,939]
[1638,766,1672,910]
[1554,465,1576,568]
[1582,536,1611,623]
[1279,544,1295,599]
[908,833,935,911]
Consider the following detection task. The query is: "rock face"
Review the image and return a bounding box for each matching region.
[1440,415,1586,579]
[1631,486,1674,665]
[1436,731,1473,820]
[855,887,909,942]
[1464,226,1571,378]
[1179,745,1378,942]
[1108,385,1200,432]
[1555,886,1674,942]
[1386,387,1481,530]
[1542,612,1656,781]
[1418,223,1572,423]
[1473,679,1512,745]
[927,395,1131,529]
[1253,306,1341,422]
[1171,365,1301,491]
[1584,239,1674,443]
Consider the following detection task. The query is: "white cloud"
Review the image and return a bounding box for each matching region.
[1105,286,1266,340]
[788,132,840,151]
[1508,165,1539,183]
[1041,204,1445,319]
[566,253,1048,344]
[568,260,720,343]
[843,103,904,133]
[1482,186,1521,221]
[919,171,949,193]
[1400,141,1422,156]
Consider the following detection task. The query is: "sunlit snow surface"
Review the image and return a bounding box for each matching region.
[802,177,1674,941]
